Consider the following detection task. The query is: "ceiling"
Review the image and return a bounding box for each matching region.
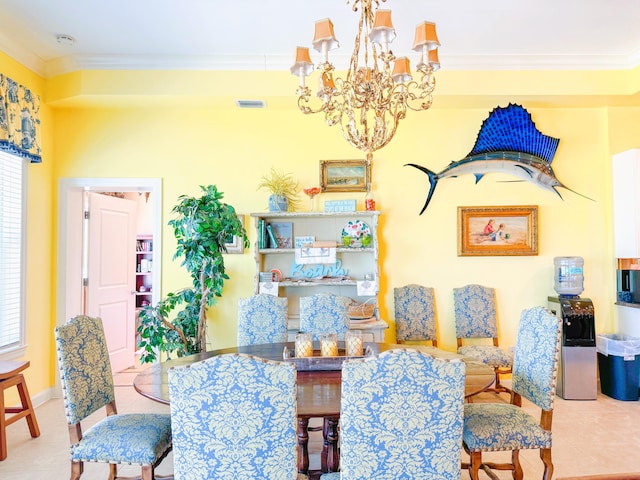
[1,0,640,78]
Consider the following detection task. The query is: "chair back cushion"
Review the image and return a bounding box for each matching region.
[338,349,465,480]
[453,284,498,339]
[512,306,562,410]
[54,315,115,424]
[299,293,351,340]
[169,353,298,480]
[238,294,288,346]
[393,284,437,342]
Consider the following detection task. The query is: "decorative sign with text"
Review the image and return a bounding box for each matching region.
[289,259,348,279]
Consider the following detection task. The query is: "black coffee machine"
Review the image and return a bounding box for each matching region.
[617,269,640,303]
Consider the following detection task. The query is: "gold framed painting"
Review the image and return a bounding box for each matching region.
[320,160,370,192]
[457,205,539,256]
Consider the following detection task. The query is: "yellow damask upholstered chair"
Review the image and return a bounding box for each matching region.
[54,315,172,480]
[321,349,466,480]
[168,353,308,480]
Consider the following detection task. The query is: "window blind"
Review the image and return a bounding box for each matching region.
[0,151,25,351]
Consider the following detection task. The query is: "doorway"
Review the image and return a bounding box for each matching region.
[57,178,163,372]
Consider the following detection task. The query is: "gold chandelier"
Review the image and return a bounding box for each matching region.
[290,0,440,162]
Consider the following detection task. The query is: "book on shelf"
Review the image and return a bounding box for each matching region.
[270,221,293,248]
[136,239,153,252]
[265,224,278,249]
[258,219,266,249]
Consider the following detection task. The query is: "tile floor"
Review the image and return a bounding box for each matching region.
[2,370,640,480]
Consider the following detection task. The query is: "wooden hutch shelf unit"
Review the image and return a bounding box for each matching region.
[250,211,387,342]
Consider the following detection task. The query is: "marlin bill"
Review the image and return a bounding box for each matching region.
[406,104,592,215]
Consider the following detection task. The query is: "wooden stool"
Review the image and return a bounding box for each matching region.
[0,360,41,460]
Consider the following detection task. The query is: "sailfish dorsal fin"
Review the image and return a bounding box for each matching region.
[467,103,560,163]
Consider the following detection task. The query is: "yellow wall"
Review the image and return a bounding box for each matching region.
[0,52,54,398]
[3,55,640,398]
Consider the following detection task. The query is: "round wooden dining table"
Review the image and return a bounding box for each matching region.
[133,342,495,476]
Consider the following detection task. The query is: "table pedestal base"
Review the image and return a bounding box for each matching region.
[297,416,340,475]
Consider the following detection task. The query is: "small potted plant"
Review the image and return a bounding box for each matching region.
[257,168,301,212]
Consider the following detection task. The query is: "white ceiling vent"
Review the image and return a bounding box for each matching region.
[235,99,266,109]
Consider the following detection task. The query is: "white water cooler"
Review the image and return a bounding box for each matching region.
[548,296,597,400]
[548,257,597,400]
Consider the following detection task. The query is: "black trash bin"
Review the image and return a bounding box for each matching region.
[596,334,640,401]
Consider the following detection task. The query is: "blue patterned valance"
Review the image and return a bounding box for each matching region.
[0,74,41,163]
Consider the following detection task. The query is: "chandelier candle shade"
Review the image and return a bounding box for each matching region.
[290,0,440,161]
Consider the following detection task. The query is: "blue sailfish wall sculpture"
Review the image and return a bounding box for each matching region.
[406,103,591,214]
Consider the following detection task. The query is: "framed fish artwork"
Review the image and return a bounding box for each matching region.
[457,205,538,256]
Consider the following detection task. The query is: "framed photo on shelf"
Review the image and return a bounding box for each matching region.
[320,160,370,193]
[224,213,246,254]
[457,205,538,256]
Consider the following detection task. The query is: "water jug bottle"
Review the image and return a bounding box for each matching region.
[554,256,584,296]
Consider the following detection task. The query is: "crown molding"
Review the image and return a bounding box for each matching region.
[2,32,638,79]
[44,52,640,78]
[0,32,46,77]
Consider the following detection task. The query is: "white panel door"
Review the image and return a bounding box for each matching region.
[86,192,137,373]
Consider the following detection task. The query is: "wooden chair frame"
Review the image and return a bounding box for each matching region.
[456,336,512,396]
[67,399,171,480]
[462,390,553,480]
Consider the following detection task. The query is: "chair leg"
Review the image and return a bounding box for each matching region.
[540,448,554,480]
[512,449,523,480]
[108,463,117,480]
[141,465,153,480]
[493,370,512,395]
[15,375,40,438]
[70,460,82,480]
[0,385,6,461]
[468,451,482,480]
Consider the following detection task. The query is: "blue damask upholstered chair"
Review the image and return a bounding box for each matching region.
[393,284,438,346]
[168,353,308,480]
[462,306,562,480]
[453,283,513,394]
[237,294,288,346]
[54,315,172,480]
[299,293,351,340]
[320,348,466,480]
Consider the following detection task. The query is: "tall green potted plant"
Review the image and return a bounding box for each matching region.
[137,185,249,363]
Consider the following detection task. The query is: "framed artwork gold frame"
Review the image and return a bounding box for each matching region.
[224,213,245,254]
[320,160,370,192]
[457,205,539,256]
